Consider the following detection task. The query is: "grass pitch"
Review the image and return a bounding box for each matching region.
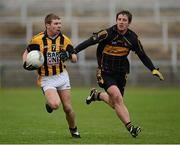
[0,87,180,144]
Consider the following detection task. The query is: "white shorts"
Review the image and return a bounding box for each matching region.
[40,71,71,92]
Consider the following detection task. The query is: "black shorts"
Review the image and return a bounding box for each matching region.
[99,71,127,96]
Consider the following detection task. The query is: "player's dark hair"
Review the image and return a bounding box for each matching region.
[45,13,60,24]
[116,10,132,24]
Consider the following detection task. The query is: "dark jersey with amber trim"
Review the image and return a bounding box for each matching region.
[75,25,155,73]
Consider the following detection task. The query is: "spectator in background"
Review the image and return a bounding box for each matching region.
[22,13,80,138]
[73,10,164,137]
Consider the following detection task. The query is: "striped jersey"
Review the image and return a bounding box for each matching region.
[27,31,73,76]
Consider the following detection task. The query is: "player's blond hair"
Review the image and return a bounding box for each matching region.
[45,13,60,24]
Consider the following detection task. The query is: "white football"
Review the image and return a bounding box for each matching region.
[26,50,44,68]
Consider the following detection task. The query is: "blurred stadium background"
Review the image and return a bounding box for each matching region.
[0,0,180,88]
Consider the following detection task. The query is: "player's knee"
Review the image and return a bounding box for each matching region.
[49,101,60,110]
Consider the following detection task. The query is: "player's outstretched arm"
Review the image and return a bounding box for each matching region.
[75,30,108,53]
[134,39,164,81]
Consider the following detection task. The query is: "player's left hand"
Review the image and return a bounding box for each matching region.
[23,62,37,71]
[152,68,164,80]
[60,49,70,61]
[96,68,104,86]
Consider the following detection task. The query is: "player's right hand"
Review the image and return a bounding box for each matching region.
[23,62,37,71]
[152,68,164,81]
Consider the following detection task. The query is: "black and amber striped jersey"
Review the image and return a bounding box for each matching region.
[27,31,74,76]
[75,25,155,73]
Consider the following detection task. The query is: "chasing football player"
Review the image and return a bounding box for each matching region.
[73,10,164,137]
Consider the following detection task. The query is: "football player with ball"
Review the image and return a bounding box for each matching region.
[22,13,80,138]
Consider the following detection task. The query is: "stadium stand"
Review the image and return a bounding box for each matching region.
[0,0,179,87]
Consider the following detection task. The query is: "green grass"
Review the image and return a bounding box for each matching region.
[0,87,180,144]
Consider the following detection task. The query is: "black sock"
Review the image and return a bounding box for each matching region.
[125,122,133,131]
[69,126,77,133]
[97,92,101,101]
